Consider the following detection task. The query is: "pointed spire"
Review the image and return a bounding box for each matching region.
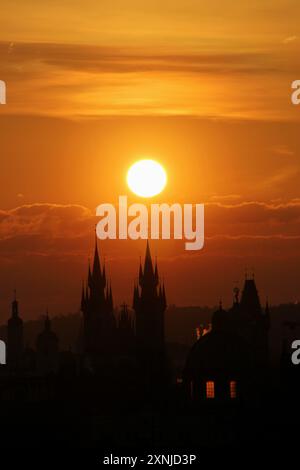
[139,240,156,290]
[135,241,165,309]
[92,231,101,278]
[12,289,19,318]
[265,298,270,315]
[154,256,159,284]
[144,240,154,275]
[240,275,261,315]
[91,231,106,291]
[139,256,143,284]
[88,259,92,288]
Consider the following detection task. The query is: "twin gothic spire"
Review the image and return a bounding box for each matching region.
[81,237,167,315]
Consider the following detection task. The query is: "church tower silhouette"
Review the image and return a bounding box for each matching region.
[238,276,270,366]
[36,312,59,375]
[133,241,167,362]
[81,234,116,355]
[7,290,24,370]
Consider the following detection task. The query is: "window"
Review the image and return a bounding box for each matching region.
[230,380,237,399]
[206,381,215,399]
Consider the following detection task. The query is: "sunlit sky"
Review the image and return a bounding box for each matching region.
[1,0,300,119]
[0,0,300,319]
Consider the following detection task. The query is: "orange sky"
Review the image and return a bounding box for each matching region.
[0,1,300,320]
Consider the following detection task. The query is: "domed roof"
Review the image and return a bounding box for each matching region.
[36,315,58,352]
[184,329,251,379]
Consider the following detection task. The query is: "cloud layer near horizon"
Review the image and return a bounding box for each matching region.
[0,199,299,319]
[1,200,300,255]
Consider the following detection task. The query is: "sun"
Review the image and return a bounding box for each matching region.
[127,159,167,197]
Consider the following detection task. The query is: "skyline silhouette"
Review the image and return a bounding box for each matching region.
[1,0,300,457]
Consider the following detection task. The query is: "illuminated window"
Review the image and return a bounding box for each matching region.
[206,381,215,399]
[230,381,237,399]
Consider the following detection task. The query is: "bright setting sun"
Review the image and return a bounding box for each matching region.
[126,159,167,197]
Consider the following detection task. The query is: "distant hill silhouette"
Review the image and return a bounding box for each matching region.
[0,306,213,349]
[1,303,300,365]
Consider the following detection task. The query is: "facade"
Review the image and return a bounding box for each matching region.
[183,277,270,402]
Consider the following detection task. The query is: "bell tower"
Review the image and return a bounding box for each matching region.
[133,241,167,356]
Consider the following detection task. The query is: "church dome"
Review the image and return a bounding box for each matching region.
[36,315,58,353]
[184,329,251,380]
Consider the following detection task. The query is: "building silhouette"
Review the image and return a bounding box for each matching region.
[7,290,24,370]
[117,303,134,355]
[2,237,168,385]
[1,233,276,410]
[183,276,270,402]
[36,312,59,376]
[133,241,166,353]
[80,234,116,356]
[132,241,167,383]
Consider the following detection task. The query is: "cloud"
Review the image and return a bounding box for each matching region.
[0,200,300,316]
[282,36,297,44]
[205,200,300,236]
[209,194,242,202]
[0,41,274,76]
[0,40,297,119]
[0,203,94,255]
[272,145,295,157]
[1,200,300,259]
[260,165,299,187]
